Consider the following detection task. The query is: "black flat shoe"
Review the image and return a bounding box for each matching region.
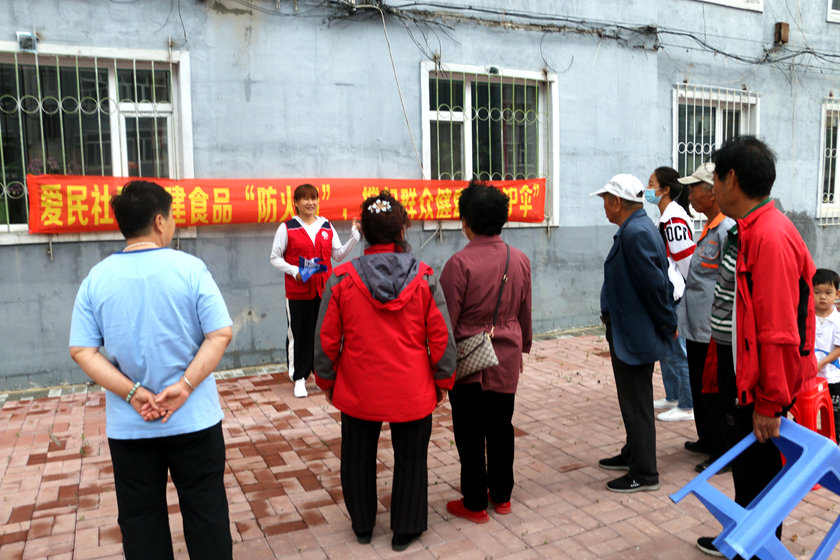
[392,532,422,551]
[354,529,373,544]
[685,440,709,454]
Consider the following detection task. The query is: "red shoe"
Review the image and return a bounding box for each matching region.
[446,499,490,523]
[488,494,511,514]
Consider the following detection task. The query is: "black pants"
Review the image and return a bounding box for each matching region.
[828,382,840,443]
[606,323,658,484]
[686,339,727,458]
[108,422,232,560]
[449,382,515,511]
[286,297,320,381]
[340,412,432,534]
[717,343,783,548]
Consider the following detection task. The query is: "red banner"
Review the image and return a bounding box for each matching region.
[26,175,546,234]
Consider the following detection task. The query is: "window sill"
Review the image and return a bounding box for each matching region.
[0,227,196,246]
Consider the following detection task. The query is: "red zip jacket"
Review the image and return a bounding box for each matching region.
[313,244,457,422]
[735,200,817,416]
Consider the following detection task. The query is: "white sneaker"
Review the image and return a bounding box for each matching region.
[294,378,308,398]
[657,407,694,422]
[653,398,678,409]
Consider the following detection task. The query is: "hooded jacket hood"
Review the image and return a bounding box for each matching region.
[351,251,420,306]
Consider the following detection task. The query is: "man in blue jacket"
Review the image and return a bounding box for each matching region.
[592,174,678,492]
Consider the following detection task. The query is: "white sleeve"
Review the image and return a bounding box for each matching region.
[269,223,299,277]
[663,219,695,279]
[331,225,360,262]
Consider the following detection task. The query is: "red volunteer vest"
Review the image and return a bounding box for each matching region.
[283,218,334,300]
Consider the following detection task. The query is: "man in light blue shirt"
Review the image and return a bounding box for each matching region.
[69,180,233,560]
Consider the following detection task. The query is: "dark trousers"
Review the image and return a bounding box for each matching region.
[686,339,727,458]
[717,343,783,547]
[286,297,320,381]
[449,382,516,511]
[606,323,658,484]
[828,382,840,443]
[340,412,432,534]
[108,422,232,560]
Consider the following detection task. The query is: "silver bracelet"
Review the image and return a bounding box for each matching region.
[182,375,196,391]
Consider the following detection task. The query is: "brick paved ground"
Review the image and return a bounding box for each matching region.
[1,333,839,559]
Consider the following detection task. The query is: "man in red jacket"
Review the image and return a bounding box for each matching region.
[696,136,817,557]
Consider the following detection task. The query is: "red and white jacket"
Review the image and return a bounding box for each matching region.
[735,200,817,416]
[658,201,696,300]
[314,244,457,422]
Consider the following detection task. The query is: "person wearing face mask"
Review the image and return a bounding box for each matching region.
[646,167,696,422]
[270,183,360,398]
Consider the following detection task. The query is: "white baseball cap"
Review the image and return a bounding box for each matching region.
[589,174,645,203]
[678,162,715,186]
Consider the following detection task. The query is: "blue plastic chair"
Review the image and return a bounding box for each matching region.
[670,417,840,560]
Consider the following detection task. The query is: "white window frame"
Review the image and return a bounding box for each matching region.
[420,61,559,229]
[693,0,763,12]
[828,0,840,23]
[818,99,840,223]
[0,41,194,245]
[672,83,760,174]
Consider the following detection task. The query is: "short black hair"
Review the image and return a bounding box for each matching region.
[111,181,172,238]
[360,190,411,252]
[459,180,509,236]
[711,136,776,199]
[814,268,840,290]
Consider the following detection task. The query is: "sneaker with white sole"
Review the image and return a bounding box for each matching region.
[653,398,678,409]
[657,407,694,421]
[696,536,724,557]
[605,473,659,493]
[294,378,308,398]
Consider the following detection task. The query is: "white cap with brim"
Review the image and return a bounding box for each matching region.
[589,173,645,203]
[678,161,715,186]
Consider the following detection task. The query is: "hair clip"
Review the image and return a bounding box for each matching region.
[367,199,392,213]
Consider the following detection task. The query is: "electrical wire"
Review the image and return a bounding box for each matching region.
[354,3,425,175]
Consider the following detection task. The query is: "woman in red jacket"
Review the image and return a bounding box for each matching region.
[314,191,456,552]
[440,181,532,523]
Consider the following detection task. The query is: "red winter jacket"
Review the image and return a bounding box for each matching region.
[313,244,457,422]
[735,200,817,416]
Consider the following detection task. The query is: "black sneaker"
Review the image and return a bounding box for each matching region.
[696,536,724,557]
[354,529,373,544]
[598,454,630,470]
[695,458,733,474]
[685,440,709,454]
[605,473,659,493]
[392,532,422,552]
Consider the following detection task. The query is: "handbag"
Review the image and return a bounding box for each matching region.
[455,244,510,380]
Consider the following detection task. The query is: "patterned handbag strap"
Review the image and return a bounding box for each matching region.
[489,244,510,337]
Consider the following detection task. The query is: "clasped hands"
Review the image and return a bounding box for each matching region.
[129,377,193,424]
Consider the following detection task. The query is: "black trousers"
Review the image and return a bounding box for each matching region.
[340,412,432,534]
[686,339,727,458]
[606,323,658,484]
[717,342,783,546]
[449,382,515,511]
[108,422,232,560]
[286,297,320,381]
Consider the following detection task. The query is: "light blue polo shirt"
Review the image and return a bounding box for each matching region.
[69,248,232,439]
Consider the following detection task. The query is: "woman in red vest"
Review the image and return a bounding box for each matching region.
[269,184,360,397]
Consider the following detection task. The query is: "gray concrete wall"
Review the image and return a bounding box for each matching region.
[1,0,840,389]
